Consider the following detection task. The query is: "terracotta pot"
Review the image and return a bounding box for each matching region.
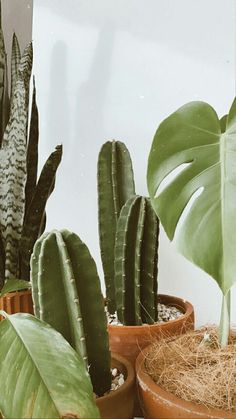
[0,289,34,316]
[96,353,135,419]
[136,345,236,419]
[108,294,194,417]
[108,294,194,367]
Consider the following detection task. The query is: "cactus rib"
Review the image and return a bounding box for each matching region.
[115,196,159,325]
[98,140,135,314]
[31,229,111,397]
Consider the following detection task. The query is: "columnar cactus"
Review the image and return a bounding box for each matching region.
[98,140,135,313]
[31,229,111,397]
[115,196,159,325]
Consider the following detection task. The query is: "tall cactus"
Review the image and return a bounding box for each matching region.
[115,196,159,325]
[31,229,111,397]
[98,140,135,313]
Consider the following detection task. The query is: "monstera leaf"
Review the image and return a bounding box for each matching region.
[0,312,100,419]
[148,99,236,298]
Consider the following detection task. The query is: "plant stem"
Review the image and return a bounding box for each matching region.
[219,290,231,347]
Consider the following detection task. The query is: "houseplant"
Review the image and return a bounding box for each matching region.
[98,141,194,366]
[0,311,100,418]
[30,229,135,419]
[136,99,236,418]
[0,4,62,314]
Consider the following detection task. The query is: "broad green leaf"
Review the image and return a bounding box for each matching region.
[0,279,31,297]
[147,99,236,295]
[0,312,100,419]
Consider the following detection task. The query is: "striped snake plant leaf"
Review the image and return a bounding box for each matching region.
[0,312,100,419]
[0,25,9,145]
[25,78,39,215]
[10,33,21,103]
[0,42,32,280]
[20,145,62,280]
[147,99,236,296]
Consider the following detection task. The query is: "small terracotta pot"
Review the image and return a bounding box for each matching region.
[96,353,135,419]
[136,345,236,419]
[108,294,194,417]
[108,294,194,367]
[0,289,34,316]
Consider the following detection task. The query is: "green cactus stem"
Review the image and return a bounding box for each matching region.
[31,229,111,397]
[115,196,159,325]
[98,140,135,314]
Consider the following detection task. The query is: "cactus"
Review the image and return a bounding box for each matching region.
[0,8,62,287]
[31,229,111,397]
[98,140,135,313]
[115,195,159,325]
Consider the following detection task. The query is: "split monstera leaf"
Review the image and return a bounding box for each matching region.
[147,98,236,346]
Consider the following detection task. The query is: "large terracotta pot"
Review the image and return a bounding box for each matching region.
[96,353,135,419]
[0,289,34,316]
[108,294,194,416]
[136,345,235,419]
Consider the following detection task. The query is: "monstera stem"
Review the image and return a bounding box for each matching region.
[219,290,231,347]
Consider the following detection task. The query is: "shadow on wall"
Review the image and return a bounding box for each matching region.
[36,0,228,65]
[74,21,115,156]
[48,40,70,155]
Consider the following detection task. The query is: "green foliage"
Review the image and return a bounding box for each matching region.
[0,312,100,419]
[31,229,111,397]
[98,140,159,325]
[0,19,62,287]
[98,140,135,313]
[0,279,31,297]
[115,196,159,325]
[147,99,236,345]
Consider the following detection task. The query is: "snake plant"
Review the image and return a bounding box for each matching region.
[0,3,62,290]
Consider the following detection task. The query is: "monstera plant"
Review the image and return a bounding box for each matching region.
[147,99,236,346]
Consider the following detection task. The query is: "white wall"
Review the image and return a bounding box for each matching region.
[32,0,236,328]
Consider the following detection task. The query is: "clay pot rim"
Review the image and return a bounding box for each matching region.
[0,288,32,298]
[97,352,135,402]
[108,294,194,331]
[136,343,236,418]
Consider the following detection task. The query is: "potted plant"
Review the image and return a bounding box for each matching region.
[0,3,62,314]
[0,311,100,418]
[136,99,236,418]
[98,141,194,366]
[30,229,135,419]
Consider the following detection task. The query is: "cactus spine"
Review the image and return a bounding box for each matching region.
[31,229,111,397]
[115,196,159,325]
[98,140,135,313]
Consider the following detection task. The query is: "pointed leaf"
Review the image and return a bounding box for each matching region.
[147,99,236,295]
[0,312,99,418]
[25,78,39,215]
[10,33,21,102]
[0,28,9,144]
[0,42,32,279]
[20,145,62,280]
